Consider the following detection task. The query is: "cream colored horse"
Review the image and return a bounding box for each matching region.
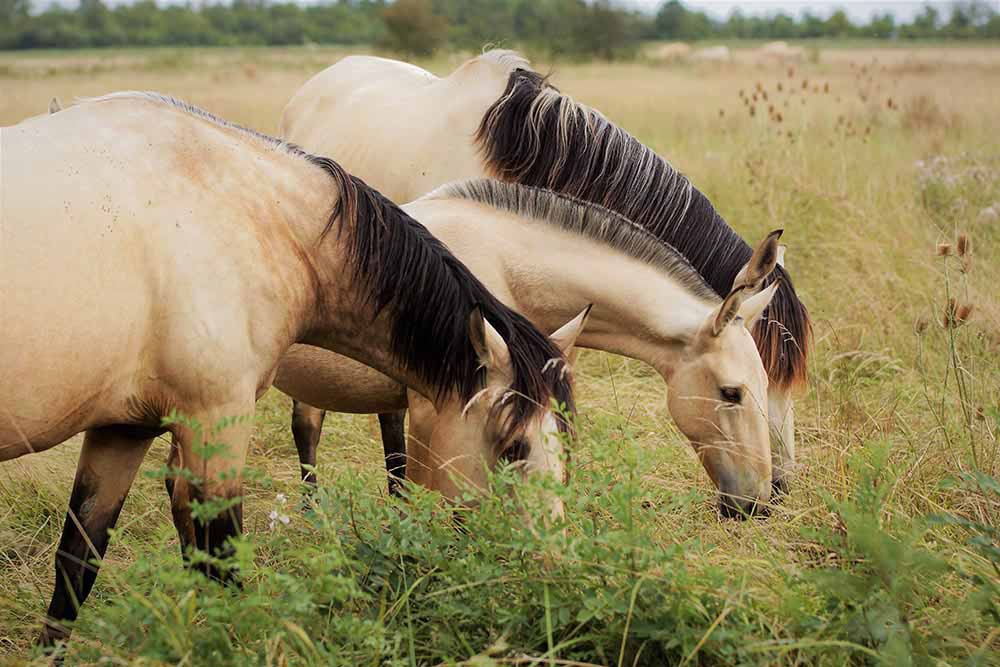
[277,180,782,518]
[0,94,579,646]
[280,50,812,492]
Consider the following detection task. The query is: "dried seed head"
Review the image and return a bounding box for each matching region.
[914,316,929,334]
[976,406,986,421]
[739,89,745,98]
[956,303,974,324]
[777,82,783,92]
[749,105,756,117]
[775,112,783,123]
[936,243,952,256]
[824,82,830,93]
[719,108,725,118]
[763,90,769,101]
[957,233,970,257]
[802,79,808,89]
[788,66,795,78]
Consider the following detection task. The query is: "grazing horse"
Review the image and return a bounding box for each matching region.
[280,50,812,492]
[277,180,783,517]
[0,93,577,646]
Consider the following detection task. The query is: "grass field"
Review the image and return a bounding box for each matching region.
[1,44,999,665]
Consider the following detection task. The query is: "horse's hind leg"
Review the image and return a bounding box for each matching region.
[39,426,153,648]
[291,400,325,486]
[378,411,406,497]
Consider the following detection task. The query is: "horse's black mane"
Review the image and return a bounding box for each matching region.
[475,67,811,389]
[90,92,574,440]
[311,156,575,437]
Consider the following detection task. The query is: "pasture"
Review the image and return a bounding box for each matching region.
[1,44,999,665]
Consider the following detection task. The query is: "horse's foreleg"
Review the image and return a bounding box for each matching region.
[290,400,325,485]
[39,426,153,648]
[168,404,252,583]
[164,437,195,559]
[377,411,407,497]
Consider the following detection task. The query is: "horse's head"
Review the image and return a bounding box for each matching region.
[407,307,590,520]
[665,232,783,519]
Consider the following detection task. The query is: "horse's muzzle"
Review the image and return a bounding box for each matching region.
[719,493,770,520]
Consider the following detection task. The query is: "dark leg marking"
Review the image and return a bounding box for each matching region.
[291,400,325,486]
[378,411,407,497]
[39,427,151,648]
[189,487,244,584]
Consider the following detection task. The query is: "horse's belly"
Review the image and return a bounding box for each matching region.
[274,345,407,414]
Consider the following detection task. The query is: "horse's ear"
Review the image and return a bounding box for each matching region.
[469,307,511,371]
[733,229,783,291]
[49,97,62,114]
[710,286,747,337]
[549,304,591,354]
[738,280,780,330]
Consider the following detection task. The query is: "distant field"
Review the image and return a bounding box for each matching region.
[1,44,998,665]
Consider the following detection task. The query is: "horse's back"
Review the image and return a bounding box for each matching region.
[279,54,511,201]
[0,98,303,454]
[280,55,437,147]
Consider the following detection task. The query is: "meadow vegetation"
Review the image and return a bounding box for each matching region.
[0,45,998,665]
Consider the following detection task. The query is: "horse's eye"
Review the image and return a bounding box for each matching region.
[501,437,530,463]
[720,386,743,404]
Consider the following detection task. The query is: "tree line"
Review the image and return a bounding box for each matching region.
[1,0,998,54]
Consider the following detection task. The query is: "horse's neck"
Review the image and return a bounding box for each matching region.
[506,230,710,374]
[414,201,711,377]
[279,165,437,401]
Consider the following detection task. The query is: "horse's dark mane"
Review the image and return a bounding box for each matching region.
[89,92,574,440]
[474,66,811,389]
[311,160,573,437]
[426,178,719,303]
